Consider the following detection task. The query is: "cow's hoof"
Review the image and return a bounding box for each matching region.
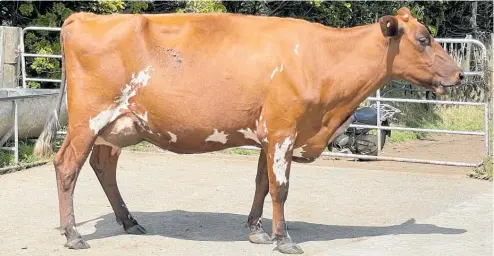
[125,224,147,235]
[274,243,304,254]
[64,238,90,250]
[248,229,272,244]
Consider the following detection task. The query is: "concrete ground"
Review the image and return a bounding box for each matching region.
[0,151,492,256]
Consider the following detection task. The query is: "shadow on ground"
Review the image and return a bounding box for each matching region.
[75,210,466,243]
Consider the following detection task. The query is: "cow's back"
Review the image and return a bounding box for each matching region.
[60,12,320,152]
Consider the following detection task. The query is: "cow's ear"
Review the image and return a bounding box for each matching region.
[379,15,399,37]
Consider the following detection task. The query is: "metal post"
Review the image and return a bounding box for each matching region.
[376,88,382,153]
[464,35,472,74]
[0,27,4,87]
[14,99,19,164]
[491,33,494,160]
[484,103,489,156]
[19,29,26,88]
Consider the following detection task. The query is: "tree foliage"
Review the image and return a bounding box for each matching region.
[0,1,491,91]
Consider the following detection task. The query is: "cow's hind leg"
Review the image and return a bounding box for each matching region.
[247,149,272,244]
[265,133,303,254]
[54,128,96,249]
[89,144,146,234]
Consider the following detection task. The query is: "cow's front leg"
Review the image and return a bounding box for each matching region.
[265,133,303,254]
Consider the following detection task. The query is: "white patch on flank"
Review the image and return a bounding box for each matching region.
[294,44,300,55]
[89,66,152,134]
[238,128,260,144]
[205,129,228,144]
[270,64,284,80]
[263,120,268,134]
[293,144,307,158]
[270,67,279,80]
[273,137,293,185]
[167,131,177,143]
[89,109,115,135]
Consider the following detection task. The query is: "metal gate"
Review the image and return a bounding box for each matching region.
[322,38,491,167]
[18,26,493,167]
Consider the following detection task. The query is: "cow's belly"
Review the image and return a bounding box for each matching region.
[138,104,264,153]
[146,126,262,153]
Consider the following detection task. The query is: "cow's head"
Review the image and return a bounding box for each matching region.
[379,7,464,95]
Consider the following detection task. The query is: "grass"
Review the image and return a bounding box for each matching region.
[388,104,488,143]
[127,141,155,151]
[467,157,493,181]
[0,139,48,168]
[220,148,259,155]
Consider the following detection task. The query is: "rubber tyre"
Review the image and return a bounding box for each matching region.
[356,123,388,160]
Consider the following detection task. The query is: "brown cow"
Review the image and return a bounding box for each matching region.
[34,7,463,254]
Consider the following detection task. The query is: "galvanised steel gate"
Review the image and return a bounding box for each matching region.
[17,26,493,167]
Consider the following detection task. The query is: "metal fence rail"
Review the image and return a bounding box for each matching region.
[19,27,62,89]
[16,27,493,168]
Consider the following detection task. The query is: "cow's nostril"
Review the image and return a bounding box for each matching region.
[458,72,465,80]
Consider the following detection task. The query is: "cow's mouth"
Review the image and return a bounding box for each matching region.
[430,83,460,95]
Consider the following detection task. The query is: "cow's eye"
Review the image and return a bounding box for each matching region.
[418,37,428,45]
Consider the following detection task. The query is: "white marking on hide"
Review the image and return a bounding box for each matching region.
[270,64,285,80]
[270,67,279,80]
[142,112,148,122]
[386,22,390,28]
[294,44,300,55]
[167,131,177,143]
[292,144,307,158]
[205,129,228,144]
[263,120,268,134]
[273,137,293,185]
[238,128,260,144]
[135,111,148,123]
[88,66,152,134]
[89,109,115,135]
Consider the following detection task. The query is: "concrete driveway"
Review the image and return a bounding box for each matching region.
[0,151,491,256]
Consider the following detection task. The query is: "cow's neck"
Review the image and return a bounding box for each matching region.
[318,23,392,123]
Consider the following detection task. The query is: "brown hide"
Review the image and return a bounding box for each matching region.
[36,8,463,252]
[60,11,462,159]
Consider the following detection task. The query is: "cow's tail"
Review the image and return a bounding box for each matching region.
[33,31,67,158]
